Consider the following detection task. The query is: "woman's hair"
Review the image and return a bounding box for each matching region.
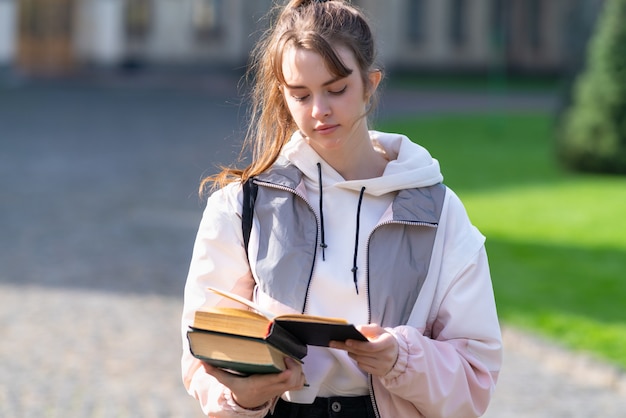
[202,0,381,193]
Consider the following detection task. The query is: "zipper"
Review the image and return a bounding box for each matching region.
[256,178,383,414]
[364,219,438,323]
[253,181,437,416]
[364,219,437,418]
[253,179,320,314]
[368,375,381,418]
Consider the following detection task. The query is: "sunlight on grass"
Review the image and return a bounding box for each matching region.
[463,179,626,250]
[379,112,626,370]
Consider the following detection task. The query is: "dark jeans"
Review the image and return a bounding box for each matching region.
[265,396,376,418]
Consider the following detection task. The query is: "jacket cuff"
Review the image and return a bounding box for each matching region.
[222,388,272,416]
[382,327,410,381]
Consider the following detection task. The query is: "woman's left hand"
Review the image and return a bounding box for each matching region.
[330,324,399,377]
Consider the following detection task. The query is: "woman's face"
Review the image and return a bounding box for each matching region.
[280,45,380,155]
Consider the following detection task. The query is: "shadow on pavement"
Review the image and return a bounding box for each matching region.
[1,76,244,296]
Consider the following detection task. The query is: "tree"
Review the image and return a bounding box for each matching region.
[556,0,626,173]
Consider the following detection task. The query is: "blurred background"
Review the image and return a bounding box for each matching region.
[2,0,625,417]
[0,0,604,77]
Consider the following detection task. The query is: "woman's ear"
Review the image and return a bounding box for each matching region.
[366,69,382,99]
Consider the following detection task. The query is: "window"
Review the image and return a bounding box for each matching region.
[407,0,426,44]
[490,0,507,51]
[126,0,151,41]
[193,0,222,40]
[527,0,542,51]
[449,0,467,47]
[19,0,74,38]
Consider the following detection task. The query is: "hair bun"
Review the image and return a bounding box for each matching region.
[291,0,332,8]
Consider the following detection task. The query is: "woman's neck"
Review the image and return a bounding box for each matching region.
[319,137,389,181]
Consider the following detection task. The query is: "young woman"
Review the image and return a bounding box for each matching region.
[181,1,502,416]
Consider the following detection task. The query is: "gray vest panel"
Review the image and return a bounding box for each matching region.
[253,164,318,311]
[368,184,446,327]
[251,163,446,324]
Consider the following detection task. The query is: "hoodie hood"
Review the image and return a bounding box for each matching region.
[281,130,443,196]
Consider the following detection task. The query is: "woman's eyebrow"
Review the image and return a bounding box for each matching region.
[284,75,346,90]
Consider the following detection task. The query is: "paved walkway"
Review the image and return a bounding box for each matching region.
[1,70,624,417]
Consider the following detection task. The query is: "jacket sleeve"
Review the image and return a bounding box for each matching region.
[180,183,271,418]
[379,191,502,418]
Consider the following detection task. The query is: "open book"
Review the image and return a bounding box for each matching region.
[187,287,367,375]
[203,286,367,347]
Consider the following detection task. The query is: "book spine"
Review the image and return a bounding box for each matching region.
[266,322,307,360]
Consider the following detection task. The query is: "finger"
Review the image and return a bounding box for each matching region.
[330,337,378,352]
[204,362,296,391]
[202,363,250,387]
[341,339,388,356]
[202,362,231,380]
[351,354,392,376]
[283,357,308,388]
[284,356,303,371]
[357,323,385,339]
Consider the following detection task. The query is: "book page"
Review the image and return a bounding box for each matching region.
[208,287,352,325]
[275,314,349,324]
[200,307,268,320]
[207,286,276,319]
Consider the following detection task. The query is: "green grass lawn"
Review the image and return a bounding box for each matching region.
[377,112,626,370]
[385,73,564,94]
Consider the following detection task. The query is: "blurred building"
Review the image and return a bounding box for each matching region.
[0,0,605,77]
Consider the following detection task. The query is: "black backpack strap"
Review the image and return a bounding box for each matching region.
[241,177,258,259]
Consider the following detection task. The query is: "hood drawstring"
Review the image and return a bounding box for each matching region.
[317,163,328,260]
[351,186,366,294]
[316,162,365,295]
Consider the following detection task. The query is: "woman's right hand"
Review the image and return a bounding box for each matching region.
[202,357,306,410]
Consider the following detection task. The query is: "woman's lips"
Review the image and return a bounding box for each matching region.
[315,124,339,135]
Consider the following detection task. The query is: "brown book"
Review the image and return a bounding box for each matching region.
[187,329,296,375]
[192,306,308,360]
[187,287,367,375]
[201,287,367,347]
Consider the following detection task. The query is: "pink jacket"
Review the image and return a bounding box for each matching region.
[182,133,502,417]
[182,190,501,417]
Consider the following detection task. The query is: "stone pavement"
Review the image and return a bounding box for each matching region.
[1,70,625,417]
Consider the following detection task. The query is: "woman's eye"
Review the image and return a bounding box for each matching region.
[290,85,345,102]
[329,85,347,95]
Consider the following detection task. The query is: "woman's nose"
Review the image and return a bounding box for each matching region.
[311,97,331,119]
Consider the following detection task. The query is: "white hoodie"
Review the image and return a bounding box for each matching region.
[181,130,502,417]
[279,130,444,401]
